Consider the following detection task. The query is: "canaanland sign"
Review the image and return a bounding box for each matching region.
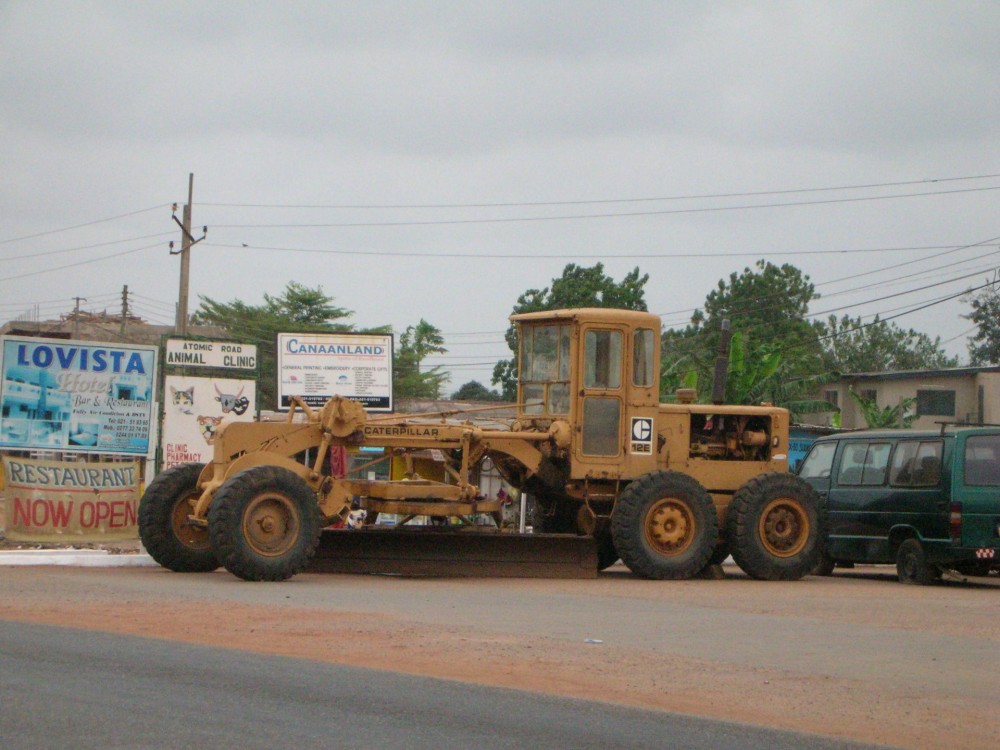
[276,332,393,412]
[0,336,158,455]
[165,339,257,370]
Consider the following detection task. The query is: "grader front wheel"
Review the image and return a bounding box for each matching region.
[208,466,323,581]
[611,471,717,580]
[138,463,218,573]
[729,473,824,580]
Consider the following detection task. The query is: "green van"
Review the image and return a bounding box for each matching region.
[798,427,1000,584]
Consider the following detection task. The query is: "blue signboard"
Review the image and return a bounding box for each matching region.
[0,336,158,455]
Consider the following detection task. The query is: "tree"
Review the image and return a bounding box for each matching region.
[661,260,824,403]
[491,263,649,399]
[394,319,448,399]
[965,277,1000,365]
[821,314,958,373]
[452,380,504,401]
[850,388,916,428]
[192,282,358,409]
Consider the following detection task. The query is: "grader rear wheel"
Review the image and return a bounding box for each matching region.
[138,463,218,573]
[611,471,717,580]
[208,466,323,581]
[729,473,823,580]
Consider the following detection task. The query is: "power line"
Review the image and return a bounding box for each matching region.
[200,173,1000,210]
[0,232,174,262]
[0,242,161,284]
[208,185,1000,229]
[0,204,169,246]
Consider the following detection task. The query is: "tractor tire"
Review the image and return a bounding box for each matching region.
[594,531,619,571]
[729,473,823,581]
[896,539,940,585]
[138,463,218,573]
[611,471,718,580]
[208,466,323,582]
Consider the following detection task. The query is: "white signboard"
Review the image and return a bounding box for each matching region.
[276,332,393,412]
[165,339,257,370]
[162,375,257,468]
[0,336,157,455]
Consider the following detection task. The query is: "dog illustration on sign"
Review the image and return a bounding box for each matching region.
[197,415,224,444]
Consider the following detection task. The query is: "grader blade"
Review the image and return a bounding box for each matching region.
[309,529,599,579]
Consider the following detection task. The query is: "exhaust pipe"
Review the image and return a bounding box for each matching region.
[711,319,732,405]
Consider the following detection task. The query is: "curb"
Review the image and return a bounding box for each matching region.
[0,549,157,567]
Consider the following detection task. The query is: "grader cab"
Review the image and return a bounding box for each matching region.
[139,308,823,582]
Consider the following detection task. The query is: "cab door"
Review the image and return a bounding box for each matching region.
[572,325,626,475]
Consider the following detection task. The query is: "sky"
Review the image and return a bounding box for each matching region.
[2,1,999,393]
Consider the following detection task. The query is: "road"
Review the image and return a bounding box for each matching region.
[0,620,879,750]
[1,563,997,748]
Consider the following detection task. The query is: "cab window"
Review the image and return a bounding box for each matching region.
[584,330,622,389]
[632,328,655,387]
[519,324,571,415]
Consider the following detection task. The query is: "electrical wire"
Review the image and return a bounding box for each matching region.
[0,205,169,245]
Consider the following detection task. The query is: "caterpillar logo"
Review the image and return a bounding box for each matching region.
[630,417,653,454]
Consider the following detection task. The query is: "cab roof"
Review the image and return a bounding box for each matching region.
[509,307,661,328]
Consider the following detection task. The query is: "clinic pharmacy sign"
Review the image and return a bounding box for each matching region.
[0,336,158,455]
[165,339,257,370]
[277,332,393,412]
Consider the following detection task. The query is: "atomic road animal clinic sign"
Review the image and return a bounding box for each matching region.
[0,336,158,455]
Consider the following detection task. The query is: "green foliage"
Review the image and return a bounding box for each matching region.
[394,319,448,399]
[492,263,649,399]
[850,388,916,428]
[821,314,958,373]
[192,282,357,409]
[452,380,504,401]
[965,278,1000,365]
[662,261,833,414]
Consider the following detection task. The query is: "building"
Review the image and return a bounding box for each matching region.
[806,366,1000,430]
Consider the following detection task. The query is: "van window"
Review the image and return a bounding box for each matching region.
[799,442,836,478]
[965,434,1000,486]
[837,442,891,486]
[890,440,943,487]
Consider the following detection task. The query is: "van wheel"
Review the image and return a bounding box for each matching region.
[729,473,823,580]
[209,466,323,581]
[611,471,717,580]
[896,539,940,585]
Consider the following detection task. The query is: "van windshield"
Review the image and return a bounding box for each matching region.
[799,442,836,478]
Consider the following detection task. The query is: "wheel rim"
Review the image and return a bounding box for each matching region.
[757,497,809,558]
[901,551,917,580]
[643,497,695,556]
[170,496,210,551]
[242,493,301,557]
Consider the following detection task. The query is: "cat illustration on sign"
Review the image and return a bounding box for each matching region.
[169,386,195,415]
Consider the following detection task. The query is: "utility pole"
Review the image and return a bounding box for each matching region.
[171,173,206,337]
[120,284,129,337]
[72,296,86,339]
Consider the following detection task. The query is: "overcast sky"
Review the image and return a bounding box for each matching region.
[2,1,999,391]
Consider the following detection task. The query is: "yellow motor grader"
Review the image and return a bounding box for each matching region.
[139,308,824,582]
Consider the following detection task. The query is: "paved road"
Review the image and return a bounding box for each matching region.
[0,620,884,750]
